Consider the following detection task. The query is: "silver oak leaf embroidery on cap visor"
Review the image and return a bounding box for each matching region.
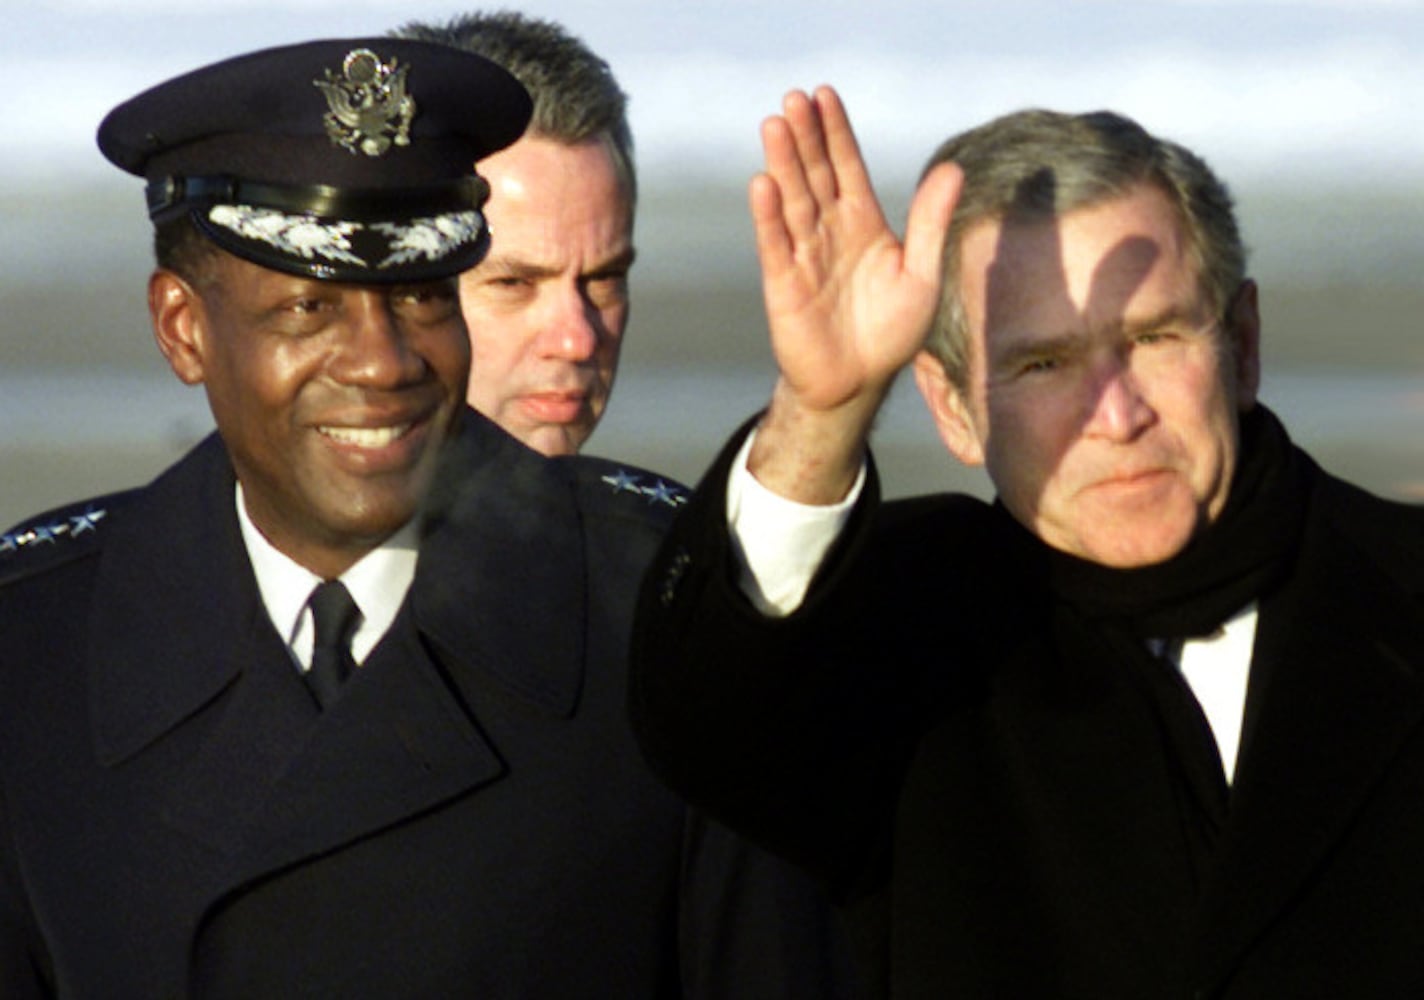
[207,205,485,268]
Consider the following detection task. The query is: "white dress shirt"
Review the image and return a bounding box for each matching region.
[725,429,1257,783]
[235,484,419,672]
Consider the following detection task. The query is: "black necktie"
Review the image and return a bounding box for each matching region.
[305,580,360,710]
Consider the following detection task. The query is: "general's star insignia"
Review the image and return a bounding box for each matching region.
[601,470,644,495]
[69,509,107,535]
[642,480,687,508]
[0,505,109,558]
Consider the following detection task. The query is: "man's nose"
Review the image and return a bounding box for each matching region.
[537,288,600,361]
[329,291,426,387]
[1083,351,1154,442]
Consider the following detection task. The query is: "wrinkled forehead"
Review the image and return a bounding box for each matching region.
[960,186,1209,338]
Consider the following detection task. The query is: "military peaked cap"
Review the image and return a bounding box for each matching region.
[97,38,532,283]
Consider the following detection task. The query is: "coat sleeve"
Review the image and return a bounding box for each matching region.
[629,419,924,900]
[676,808,864,998]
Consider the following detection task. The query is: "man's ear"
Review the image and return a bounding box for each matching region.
[1226,278,1262,410]
[148,268,208,386]
[913,350,985,467]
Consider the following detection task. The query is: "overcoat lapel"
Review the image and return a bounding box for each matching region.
[89,434,257,768]
[225,414,588,883]
[85,415,588,908]
[410,410,586,717]
[218,619,506,884]
[1009,609,1201,956]
[1189,494,1424,989]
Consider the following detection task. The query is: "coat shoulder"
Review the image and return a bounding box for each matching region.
[1316,472,1424,592]
[0,490,137,589]
[558,455,690,532]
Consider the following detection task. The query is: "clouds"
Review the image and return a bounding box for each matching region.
[623,33,1424,186]
[10,1,1424,186]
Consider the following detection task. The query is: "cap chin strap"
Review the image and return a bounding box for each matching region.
[145,173,490,223]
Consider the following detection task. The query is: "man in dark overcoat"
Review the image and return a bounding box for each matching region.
[630,88,1424,997]
[0,41,851,997]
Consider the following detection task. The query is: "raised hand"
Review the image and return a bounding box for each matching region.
[747,86,961,503]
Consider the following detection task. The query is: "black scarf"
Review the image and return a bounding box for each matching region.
[994,405,1312,640]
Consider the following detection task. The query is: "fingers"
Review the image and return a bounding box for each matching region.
[760,112,818,240]
[754,83,951,310]
[748,171,793,279]
[903,161,963,287]
[760,86,871,238]
[783,89,836,206]
[810,87,874,208]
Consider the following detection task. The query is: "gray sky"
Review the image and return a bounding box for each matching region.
[10,0,1424,189]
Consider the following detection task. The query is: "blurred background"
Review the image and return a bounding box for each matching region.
[4,0,1423,525]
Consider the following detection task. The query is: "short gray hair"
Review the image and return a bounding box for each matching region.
[923,109,1245,390]
[394,11,636,205]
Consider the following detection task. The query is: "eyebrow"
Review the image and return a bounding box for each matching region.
[584,247,637,278]
[990,332,1082,374]
[480,247,637,281]
[1119,303,1207,335]
[988,302,1209,373]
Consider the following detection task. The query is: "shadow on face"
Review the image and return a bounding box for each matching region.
[920,180,1257,567]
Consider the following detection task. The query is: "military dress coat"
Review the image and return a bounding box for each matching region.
[631,424,1424,999]
[0,410,851,999]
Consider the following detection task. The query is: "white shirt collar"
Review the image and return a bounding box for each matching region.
[1149,602,1259,786]
[1173,602,1259,786]
[235,484,419,670]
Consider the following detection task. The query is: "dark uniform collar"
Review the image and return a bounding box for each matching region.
[87,412,590,765]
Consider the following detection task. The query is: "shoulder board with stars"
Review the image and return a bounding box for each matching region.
[0,491,133,587]
[559,456,689,512]
[597,467,689,509]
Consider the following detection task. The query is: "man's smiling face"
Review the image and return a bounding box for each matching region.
[152,249,470,578]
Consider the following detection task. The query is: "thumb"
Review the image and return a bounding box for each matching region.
[902,161,962,287]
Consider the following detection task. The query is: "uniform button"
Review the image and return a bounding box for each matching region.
[659,547,692,607]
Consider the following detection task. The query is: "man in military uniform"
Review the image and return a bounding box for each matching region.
[0,41,850,997]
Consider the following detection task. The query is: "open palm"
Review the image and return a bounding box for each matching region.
[752,87,962,414]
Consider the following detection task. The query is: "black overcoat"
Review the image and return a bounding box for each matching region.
[631,423,1424,999]
[0,411,850,998]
